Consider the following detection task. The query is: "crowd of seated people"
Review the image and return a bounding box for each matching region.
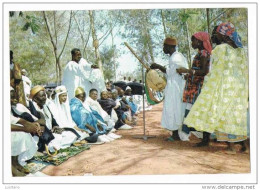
[10,76,144,176]
[10,50,147,177]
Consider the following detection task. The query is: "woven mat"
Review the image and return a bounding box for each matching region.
[25,144,91,173]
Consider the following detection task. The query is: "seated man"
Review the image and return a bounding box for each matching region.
[28,85,78,152]
[48,85,90,143]
[117,88,134,123]
[10,87,41,176]
[100,90,132,130]
[70,87,115,142]
[86,88,116,131]
[124,86,138,116]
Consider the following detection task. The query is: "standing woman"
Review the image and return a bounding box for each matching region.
[184,22,248,153]
[176,32,212,145]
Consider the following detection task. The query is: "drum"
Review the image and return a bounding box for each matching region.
[145,69,166,104]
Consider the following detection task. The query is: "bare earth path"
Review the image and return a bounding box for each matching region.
[42,103,250,176]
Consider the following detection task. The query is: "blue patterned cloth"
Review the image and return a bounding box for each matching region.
[70,98,107,134]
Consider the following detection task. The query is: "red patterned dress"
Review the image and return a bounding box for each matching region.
[183,50,210,104]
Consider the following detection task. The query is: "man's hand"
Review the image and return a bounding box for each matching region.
[52,126,64,134]
[150,63,159,69]
[176,67,189,75]
[91,64,99,69]
[74,126,86,133]
[97,123,103,131]
[36,126,45,136]
[24,122,40,135]
[86,124,96,133]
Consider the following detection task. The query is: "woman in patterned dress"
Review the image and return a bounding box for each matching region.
[183,22,248,153]
[176,32,212,145]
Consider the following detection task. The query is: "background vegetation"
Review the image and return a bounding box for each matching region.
[9,8,248,85]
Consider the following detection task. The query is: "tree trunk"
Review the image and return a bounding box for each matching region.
[145,12,155,63]
[161,10,167,37]
[184,10,192,68]
[111,27,117,81]
[43,11,72,84]
[89,10,104,75]
[206,8,210,34]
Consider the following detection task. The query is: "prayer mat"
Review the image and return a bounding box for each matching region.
[24,160,51,174]
[31,144,91,166]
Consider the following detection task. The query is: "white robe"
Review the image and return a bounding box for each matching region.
[22,75,32,98]
[161,51,188,131]
[85,96,115,129]
[49,91,89,140]
[62,58,106,99]
[11,113,38,166]
[32,101,77,152]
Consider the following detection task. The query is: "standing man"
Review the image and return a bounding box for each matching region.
[62,48,106,100]
[150,37,188,141]
[10,50,26,106]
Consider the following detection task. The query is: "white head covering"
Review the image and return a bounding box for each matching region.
[52,85,75,128]
[21,69,27,75]
[126,86,132,91]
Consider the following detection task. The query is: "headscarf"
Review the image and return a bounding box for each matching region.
[216,22,243,48]
[164,37,177,46]
[192,32,212,54]
[30,85,45,99]
[51,85,75,128]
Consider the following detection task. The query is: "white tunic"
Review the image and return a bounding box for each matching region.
[22,75,32,97]
[32,101,77,152]
[161,51,188,131]
[62,58,106,99]
[85,96,115,129]
[11,113,38,166]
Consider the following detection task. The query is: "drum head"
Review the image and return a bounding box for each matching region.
[145,69,166,104]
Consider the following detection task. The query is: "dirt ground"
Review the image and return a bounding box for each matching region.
[42,103,250,176]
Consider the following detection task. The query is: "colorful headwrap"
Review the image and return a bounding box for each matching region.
[75,87,85,96]
[164,37,177,46]
[30,85,45,99]
[192,32,212,54]
[216,22,243,48]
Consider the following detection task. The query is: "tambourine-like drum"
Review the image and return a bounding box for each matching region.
[124,42,166,104]
[145,69,166,104]
[145,69,166,92]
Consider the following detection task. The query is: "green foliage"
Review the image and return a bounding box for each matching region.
[9,8,248,85]
[100,45,119,81]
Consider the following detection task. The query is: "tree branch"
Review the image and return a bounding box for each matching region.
[43,11,57,56]
[54,11,58,45]
[58,10,72,59]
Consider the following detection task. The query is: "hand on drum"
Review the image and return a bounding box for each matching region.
[150,63,159,69]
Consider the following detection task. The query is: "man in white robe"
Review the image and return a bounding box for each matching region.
[86,88,116,130]
[29,85,78,152]
[10,87,40,176]
[48,85,89,141]
[62,48,106,99]
[150,37,188,141]
[21,69,32,105]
